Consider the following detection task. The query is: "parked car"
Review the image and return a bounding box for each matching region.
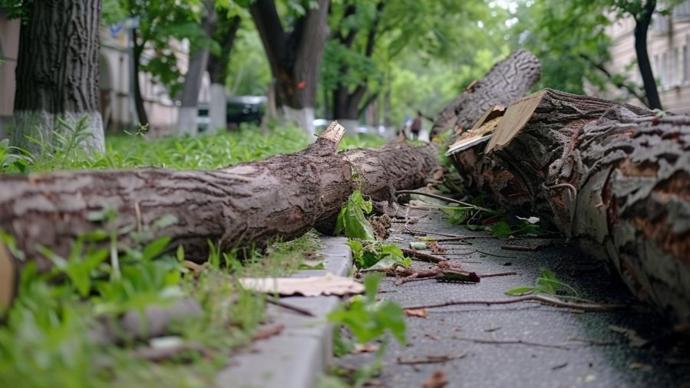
[197,96,267,131]
[227,96,266,128]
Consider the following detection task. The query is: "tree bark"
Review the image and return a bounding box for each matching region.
[250,0,330,135]
[432,50,541,137]
[207,15,241,132]
[0,122,438,273]
[450,89,690,325]
[178,0,215,135]
[633,0,662,110]
[11,0,105,154]
[131,32,150,128]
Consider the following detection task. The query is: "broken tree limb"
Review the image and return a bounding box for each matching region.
[0,122,439,274]
[449,89,690,325]
[431,49,541,136]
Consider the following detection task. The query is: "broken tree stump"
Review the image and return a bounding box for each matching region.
[449,89,690,325]
[0,122,438,273]
[431,49,541,136]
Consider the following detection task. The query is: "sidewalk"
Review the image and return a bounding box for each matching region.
[334,207,690,387]
[216,237,352,388]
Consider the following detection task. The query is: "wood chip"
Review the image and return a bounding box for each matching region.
[239,273,364,296]
[405,308,429,318]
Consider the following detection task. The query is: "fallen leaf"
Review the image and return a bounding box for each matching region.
[405,308,428,318]
[422,370,448,388]
[239,273,364,296]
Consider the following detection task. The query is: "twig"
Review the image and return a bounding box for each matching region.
[477,271,517,278]
[473,249,515,258]
[395,190,494,213]
[397,353,467,365]
[252,324,285,341]
[267,298,315,317]
[451,336,570,350]
[401,248,446,263]
[403,295,627,312]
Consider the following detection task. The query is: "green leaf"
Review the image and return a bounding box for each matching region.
[490,221,512,237]
[141,236,172,261]
[504,286,535,296]
[335,191,375,240]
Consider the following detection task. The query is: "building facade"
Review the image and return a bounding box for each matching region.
[603,1,690,114]
[0,12,210,137]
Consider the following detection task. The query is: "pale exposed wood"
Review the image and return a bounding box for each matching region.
[485,90,545,152]
[432,50,541,135]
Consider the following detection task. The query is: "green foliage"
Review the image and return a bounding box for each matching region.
[505,268,579,297]
[490,217,542,238]
[335,190,375,240]
[322,0,508,124]
[0,124,313,174]
[348,240,410,269]
[328,274,406,345]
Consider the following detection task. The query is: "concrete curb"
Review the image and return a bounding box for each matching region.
[215,236,352,388]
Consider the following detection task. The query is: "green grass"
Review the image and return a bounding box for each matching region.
[0,124,386,387]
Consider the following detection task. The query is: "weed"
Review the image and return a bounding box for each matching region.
[505,268,579,297]
[328,273,406,345]
[335,190,376,240]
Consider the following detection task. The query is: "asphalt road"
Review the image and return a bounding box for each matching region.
[333,207,690,388]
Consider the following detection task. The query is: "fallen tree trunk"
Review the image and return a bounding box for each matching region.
[0,123,438,272]
[431,49,541,136]
[450,89,690,325]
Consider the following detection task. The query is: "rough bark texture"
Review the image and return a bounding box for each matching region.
[450,89,690,324]
[12,0,104,153]
[344,143,438,202]
[250,0,329,134]
[0,123,439,272]
[178,0,215,135]
[432,50,541,136]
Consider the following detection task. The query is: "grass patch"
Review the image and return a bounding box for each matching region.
[0,124,383,386]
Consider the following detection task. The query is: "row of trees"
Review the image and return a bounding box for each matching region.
[3,0,508,152]
[3,0,677,153]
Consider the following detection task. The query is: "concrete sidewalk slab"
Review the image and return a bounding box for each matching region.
[215,236,352,388]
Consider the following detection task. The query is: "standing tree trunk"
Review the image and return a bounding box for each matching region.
[178,1,216,136]
[450,89,690,325]
[11,0,105,154]
[432,50,541,136]
[633,0,662,110]
[207,15,241,133]
[330,1,384,133]
[131,30,150,128]
[250,0,330,136]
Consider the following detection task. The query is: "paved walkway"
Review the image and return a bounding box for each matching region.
[334,207,690,387]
